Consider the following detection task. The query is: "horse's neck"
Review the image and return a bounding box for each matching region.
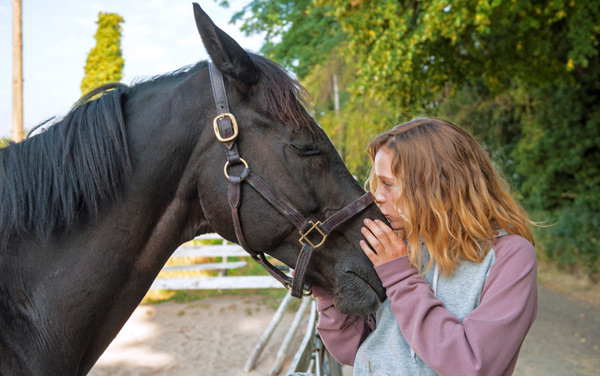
[13,179,209,374]
[2,70,217,375]
[17,151,207,374]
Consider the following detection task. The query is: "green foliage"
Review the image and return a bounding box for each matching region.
[511,62,600,279]
[230,0,600,278]
[233,0,343,78]
[81,12,125,95]
[325,0,599,113]
[0,137,11,149]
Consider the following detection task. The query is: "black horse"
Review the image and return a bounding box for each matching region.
[0,4,386,375]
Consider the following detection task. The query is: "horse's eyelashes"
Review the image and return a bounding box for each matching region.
[289,144,321,156]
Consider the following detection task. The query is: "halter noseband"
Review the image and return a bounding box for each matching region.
[208,63,375,298]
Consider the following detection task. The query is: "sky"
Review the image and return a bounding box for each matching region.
[0,0,263,138]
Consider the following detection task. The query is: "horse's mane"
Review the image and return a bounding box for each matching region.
[131,56,313,129]
[0,84,132,245]
[0,56,313,246]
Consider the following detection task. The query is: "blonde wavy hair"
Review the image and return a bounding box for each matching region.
[366,118,534,276]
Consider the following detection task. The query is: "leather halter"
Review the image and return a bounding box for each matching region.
[208,63,375,298]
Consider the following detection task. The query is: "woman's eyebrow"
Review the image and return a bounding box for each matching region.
[378,174,395,181]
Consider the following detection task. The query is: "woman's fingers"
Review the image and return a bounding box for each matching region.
[363,219,392,246]
[361,218,408,263]
[360,239,376,259]
[361,224,382,251]
[377,219,397,237]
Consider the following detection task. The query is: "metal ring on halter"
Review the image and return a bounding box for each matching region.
[223,158,249,179]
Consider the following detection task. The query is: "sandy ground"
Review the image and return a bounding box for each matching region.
[88,294,320,376]
[89,286,600,376]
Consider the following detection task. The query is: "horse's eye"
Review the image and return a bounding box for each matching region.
[290,144,320,156]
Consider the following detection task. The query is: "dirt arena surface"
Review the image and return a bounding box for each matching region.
[88,294,320,376]
[89,286,599,376]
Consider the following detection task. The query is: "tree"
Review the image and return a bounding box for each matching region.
[232,0,344,79]
[231,0,600,277]
[0,137,11,149]
[81,12,125,95]
[327,0,597,111]
[511,68,600,279]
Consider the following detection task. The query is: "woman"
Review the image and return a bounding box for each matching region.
[314,118,537,375]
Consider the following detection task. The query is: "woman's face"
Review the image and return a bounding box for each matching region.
[373,147,406,232]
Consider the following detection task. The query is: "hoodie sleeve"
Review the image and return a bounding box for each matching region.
[313,285,376,366]
[377,235,537,376]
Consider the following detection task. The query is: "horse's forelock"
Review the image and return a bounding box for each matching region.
[251,55,315,131]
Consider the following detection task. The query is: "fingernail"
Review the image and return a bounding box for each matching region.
[364,219,371,224]
[361,227,367,233]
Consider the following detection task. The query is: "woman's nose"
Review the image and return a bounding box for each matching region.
[374,187,385,205]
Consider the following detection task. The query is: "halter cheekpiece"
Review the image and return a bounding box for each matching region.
[208,62,375,298]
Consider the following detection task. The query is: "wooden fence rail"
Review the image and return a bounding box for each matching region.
[150,233,286,291]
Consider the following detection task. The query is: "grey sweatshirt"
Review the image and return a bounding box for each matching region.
[315,234,537,376]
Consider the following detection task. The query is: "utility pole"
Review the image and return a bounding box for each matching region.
[332,73,340,119]
[332,72,346,161]
[12,0,24,142]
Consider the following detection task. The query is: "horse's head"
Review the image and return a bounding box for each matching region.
[189,4,386,315]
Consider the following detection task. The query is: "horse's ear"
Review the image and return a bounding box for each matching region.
[192,3,260,87]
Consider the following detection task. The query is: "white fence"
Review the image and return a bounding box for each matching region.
[149,234,342,375]
[150,233,286,290]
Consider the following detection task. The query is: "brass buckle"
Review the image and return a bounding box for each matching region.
[298,220,328,249]
[223,158,249,179]
[213,113,239,142]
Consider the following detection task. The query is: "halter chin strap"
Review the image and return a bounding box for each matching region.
[208,62,375,298]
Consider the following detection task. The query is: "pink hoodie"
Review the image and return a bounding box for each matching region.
[315,235,537,375]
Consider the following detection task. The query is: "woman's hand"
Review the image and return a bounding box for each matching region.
[360,219,407,266]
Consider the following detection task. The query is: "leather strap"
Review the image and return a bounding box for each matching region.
[244,173,312,233]
[210,63,298,292]
[208,62,376,298]
[291,244,314,297]
[209,62,230,117]
[209,63,240,162]
[320,192,374,234]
